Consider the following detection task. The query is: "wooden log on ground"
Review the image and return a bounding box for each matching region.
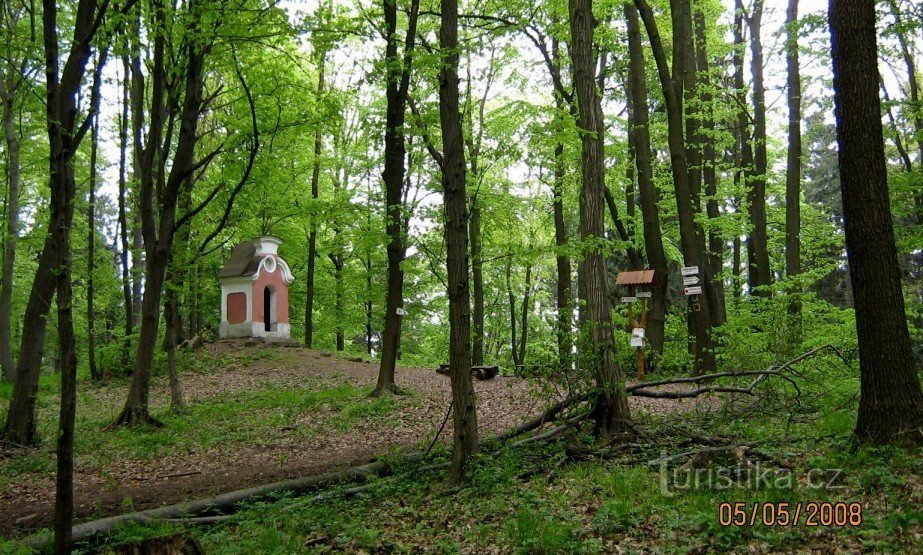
[436,364,499,380]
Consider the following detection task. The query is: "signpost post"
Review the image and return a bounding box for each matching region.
[615,269,656,380]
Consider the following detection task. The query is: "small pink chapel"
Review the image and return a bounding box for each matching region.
[218,236,295,339]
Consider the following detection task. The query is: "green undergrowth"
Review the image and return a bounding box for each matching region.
[47,433,919,555]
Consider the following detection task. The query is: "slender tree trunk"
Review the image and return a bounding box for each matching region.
[43,1,104,549]
[118,54,133,370]
[552,141,573,367]
[374,0,420,396]
[116,6,207,426]
[693,9,726,325]
[87,115,99,381]
[470,203,484,366]
[305,50,325,349]
[829,0,923,446]
[330,253,345,351]
[1,235,55,445]
[571,0,632,437]
[635,0,717,374]
[0,85,20,382]
[733,0,752,300]
[746,0,772,294]
[439,0,478,481]
[163,268,185,413]
[551,37,573,369]
[786,0,803,338]
[518,264,531,366]
[625,4,667,355]
[885,0,923,170]
[506,256,519,368]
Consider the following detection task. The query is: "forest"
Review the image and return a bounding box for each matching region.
[0,0,921,552]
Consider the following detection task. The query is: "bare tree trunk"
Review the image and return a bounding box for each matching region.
[87,113,99,381]
[829,0,923,446]
[693,9,726,325]
[0,75,21,382]
[785,0,803,338]
[439,0,478,481]
[373,0,421,395]
[305,50,325,349]
[571,0,632,437]
[44,1,106,549]
[470,204,484,366]
[506,256,519,368]
[746,0,772,295]
[551,38,573,369]
[635,0,717,374]
[118,54,133,370]
[625,4,667,356]
[163,269,185,414]
[518,264,531,367]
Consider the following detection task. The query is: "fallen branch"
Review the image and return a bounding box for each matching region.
[493,392,592,442]
[511,411,591,447]
[627,344,838,399]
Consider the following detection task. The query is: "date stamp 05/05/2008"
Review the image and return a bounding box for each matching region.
[718,502,863,527]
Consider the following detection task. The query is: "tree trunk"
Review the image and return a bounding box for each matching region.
[570,0,632,437]
[1,234,55,445]
[43,0,104,550]
[375,30,415,388]
[439,0,478,481]
[87,114,99,381]
[625,3,667,356]
[693,9,726,325]
[330,253,345,351]
[163,270,185,414]
[785,0,803,338]
[551,38,573,369]
[305,49,325,349]
[746,0,772,295]
[552,140,573,367]
[506,256,519,368]
[635,0,717,374]
[518,264,531,367]
[470,203,484,366]
[829,0,923,446]
[0,84,21,382]
[885,0,923,170]
[115,6,207,427]
[118,54,133,371]
[733,0,751,303]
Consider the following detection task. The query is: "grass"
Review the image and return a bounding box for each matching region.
[0,347,401,493]
[2,345,920,553]
[91,434,910,554]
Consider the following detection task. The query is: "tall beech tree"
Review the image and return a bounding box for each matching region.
[0,2,33,382]
[114,0,260,426]
[635,0,717,374]
[372,0,419,397]
[786,0,803,330]
[570,0,631,436]
[439,0,479,481]
[746,0,772,295]
[37,0,110,546]
[625,3,667,355]
[829,0,923,446]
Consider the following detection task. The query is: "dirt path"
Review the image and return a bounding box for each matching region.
[0,344,708,538]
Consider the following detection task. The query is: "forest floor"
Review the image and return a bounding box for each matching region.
[0,341,708,543]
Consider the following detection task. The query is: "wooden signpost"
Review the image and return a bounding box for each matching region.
[615,269,657,380]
